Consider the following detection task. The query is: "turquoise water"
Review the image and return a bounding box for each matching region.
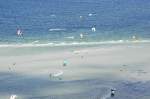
[0,0,150,46]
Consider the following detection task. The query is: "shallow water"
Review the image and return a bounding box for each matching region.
[0,72,150,99]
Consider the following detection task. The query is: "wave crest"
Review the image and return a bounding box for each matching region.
[0,40,150,48]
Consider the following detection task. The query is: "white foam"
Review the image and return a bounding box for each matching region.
[88,13,96,17]
[50,14,56,17]
[51,70,63,77]
[32,40,39,43]
[73,49,88,54]
[10,95,17,99]
[65,36,75,39]
[49,28,66,31]
[0,40,150,48]
[88,13,93,16]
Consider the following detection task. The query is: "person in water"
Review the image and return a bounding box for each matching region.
[110,88,116,97]
[91,26,96,32]
[16,29,23,36]
[10,95,17,99]
[132,35,138,41]
[80,33,84,39]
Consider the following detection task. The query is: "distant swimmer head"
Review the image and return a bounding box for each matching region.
[132,35,136,39]
[88,13,93,16]
[80,16,83,18]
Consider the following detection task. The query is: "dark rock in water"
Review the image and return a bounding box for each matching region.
[122,64,127,67]
[111,88,116,97]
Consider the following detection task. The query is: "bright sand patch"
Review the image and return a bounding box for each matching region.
[0,43,150,99]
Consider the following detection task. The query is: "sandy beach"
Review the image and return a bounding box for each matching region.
[0,43,150,99]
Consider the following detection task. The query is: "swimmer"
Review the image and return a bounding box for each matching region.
[110,88,116,97]
[10,95,17,99]
[16,29,23,36]
[132,35,136,39]
[91,26,96,32]
[80,33,83,39]
[132,35,140,42]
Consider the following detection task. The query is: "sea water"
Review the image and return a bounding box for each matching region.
[0,0,150,47]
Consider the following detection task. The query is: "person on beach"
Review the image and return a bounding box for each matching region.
[63,60,68,67]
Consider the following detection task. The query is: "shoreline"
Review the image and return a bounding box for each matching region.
[0,39,150,48]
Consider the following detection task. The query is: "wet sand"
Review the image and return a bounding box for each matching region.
[0,43,150,99]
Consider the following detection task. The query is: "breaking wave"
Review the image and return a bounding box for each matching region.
[0,40,150,48]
